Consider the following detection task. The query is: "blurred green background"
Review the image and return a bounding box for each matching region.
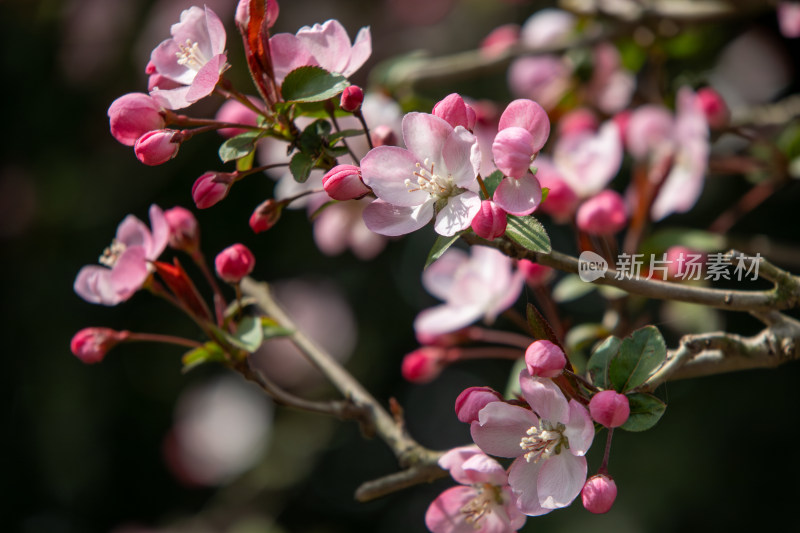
[3,0,800,532]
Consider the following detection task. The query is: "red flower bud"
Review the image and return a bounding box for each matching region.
[582,474,617,514]
[576,190,628,235]
[589,390,630,428]
[249,199,284,233]
[340,85,364,113]
[215,243,256,283]
[322,164,370,201]
[192,172,236,209]
[696,87,730,129]
[401,347,447,383]
[470,200,507,240]
[108,93,166,146]
[134,129,182,166]
[454,386,503,423]
[525,340,566,378]
[432,93,477,130]
[164,206,200,252]
[70,327,129,364]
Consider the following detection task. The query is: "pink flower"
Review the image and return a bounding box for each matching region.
[508,55,572,111]
[558,108,598,138]
[589,390,630,428]
[164,206,200,252]
[107,93,165,146]
[470,371,594,515]
[519,9,576,49]
[581,474,617,514]
[192,171,236,209]
[312,198,387,260]
[235,0,279,30]
[575,190,628,235]
[425,446,527,533]
[455,387,503,424]
[149,6,229,110]
[433,93,477,131]
[270,19,371,85]
[778,2,800,38]
[215,243,256,283]
[471,200,507,240]
[553,121,622,198]
[74,205,169,305]
[70,327,129,364]
[322,164,371,200]
[134,129,183,165]
[587,43,635,114]
[215,97,263,138]
[361,112,482,237]
[480,24,520,59]
[340,85,364,112]
[525,340,566,378]
[414,246,524,338]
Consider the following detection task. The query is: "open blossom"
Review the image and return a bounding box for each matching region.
[414,246,524,338]
[74,205,168,306]
[471,371,594,515]
[425,446,526,533]
[553,121,622,198]
[149,6,229,110]
[270,19,371,85]
[361,112,482,237]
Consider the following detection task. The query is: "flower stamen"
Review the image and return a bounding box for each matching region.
[99,239,127,268]
[520,421,567,463]
[176,39,208,71]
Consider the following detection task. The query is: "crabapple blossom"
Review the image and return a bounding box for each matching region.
[508,55,572,111]
[576,190,628,235]
[70,327,130,364]
[558,108,598,138]
[425,446,527,533]
[470,371,594,515]
[589,390,630,428]
[361,112,482,237]
[533,157,579,223]
[519,8,576,49]
[215,243,255,284]
[107,93,166,146]
[149,6,229,110]
[192,171,236,209]
[249,199,283,234]
[340,85,364,112]
[164,206,200,253]
[433,93,477,131]
[587,43,635,114]
[455,386,503,424]
[134,129,183,166]
[525,340,566,378]
[322,164,370,200]
[312,198,387,260]
[553,121,623,198]
[414,246,524,338]
[470,200,507,240]
[146,60,182,92]
[74,204,169,306]
[581,474,617,514]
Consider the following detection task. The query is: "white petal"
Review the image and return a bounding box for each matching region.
[422,247,469,301]
[508,458,550,516]
[362,199,433,236]
[564,400,595,456]
[402,113,452,170]
[434,191,481,236]
[519,373,569,425]
[360,146,428,207]
[414,303,485,338]
[470,402,538,458]
[493,174,542,216]
[537,453,587,509]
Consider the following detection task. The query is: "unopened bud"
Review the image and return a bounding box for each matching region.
[340,85,364,112]
[401,347,448,383]
[108,93,166,146]
[249,199,284,233]
[696,87,730,129]
[517,259,554,287]
[576,190,628,235]
[454,386,503,423]
[432,93,477,130]
[134,129,182,165]
[470,200,507,239]
[70,327,129,364]
[215,243,256,283]
[589,390,630,428]
[581,474,617,514]
[492,127,536,178]
[525,340,566,378]
[164,206,200,252]
[192,172,236,209]
[322,164,370,200]
[371,124,398,147]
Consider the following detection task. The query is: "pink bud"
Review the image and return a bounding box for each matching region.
[525,340,566,378]
[249,199,284,233]
[371,124,398,147]
[535,162,579,222]
[108,93,166,146]
[480,23,520,58]
[164,206,200,252]
[216,97,263,138]
[214,243,256,283]
[558,108,599,138]
[589,390,630,428]
[401,347,447,383]
[192,172,236,209]
[517,259,553,287]
[70,328,129,364]
[576,190,628,235]
[322,164,371,200]
[432,93,477,130]
[581,474,618,514]
[778,2,800,38]
[611,110,632,145]
[134,129,182,166]
[454,386,503,423]
[696,87,730,129]
[470,200,507,239]
[492,127,536,178]
[340,86,364,112]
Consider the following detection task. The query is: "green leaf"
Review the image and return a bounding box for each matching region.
[236,149,256,172]
[552,274,596,303]
[289,152,314,183]
[481,170,504,199]
[182,342,226,373]
[505,215,551,253]
[329,129,366,144]
[219,131,262,163]
[609,326,667,392]
[228,315,265,353]
[540,187,549,204]
[261,317,293,339]
[299,119,333,153]
[425,234,461,269]
[620,393,666,432]
[281,66,350,103]
[586,335,621,390]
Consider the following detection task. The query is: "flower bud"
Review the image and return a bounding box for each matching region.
[589,390,630,428]
[322,164,370,200]
[480,23,520,59]
[696,87,730,129]
[470,200,507,239]
[192,172,236,209]
[454,386,503,423]
[517,259,553,287]
[581,474,617,514]
[216,97,262,138]
[70,327,129,364]
[401,347,447,383]
[340,85,364,113]
[576,190,628,235]
[164,206,200,252]
[371,124,398,147]
[215,243,256,283]
[432,93,477,130]
[492,127,536,178]
[108,93,166,146]
[525,340,566,378]
[134,129,182,166]
[778,2,800,38]
[249,199,284,233]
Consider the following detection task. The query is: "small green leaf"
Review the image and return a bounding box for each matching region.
[227,315,265,353]
[425,234,461,269]
[281,66,350,103]
[299,119,333,153]
[552,274,596,303]
[620,393,666,432]
[586,335,621,390]
[329,129,365,144]
[261,317,293,339]
[219,131,262,163]
[289,152,314,183]
[609,326,667,392]
[481,170,504,199]
[540,187,550,204]
[236,149,256,172]
[505,215,551,253]
[182,342,226,373]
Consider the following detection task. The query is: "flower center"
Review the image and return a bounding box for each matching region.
[99,239,127,268]
[404,159,455,200]
[176,39,209,71]
[520,420,568,463]
[460,483,500,528]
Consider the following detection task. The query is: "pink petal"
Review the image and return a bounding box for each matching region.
[422,248,469,301]
[297,20,352,74]
[109,246,149,301]
[519,373,568,425]
[424,486,478,533]
[537,453,587,509]
[493,174,542,216]
[116,214,152,250]
[493,127,536,178]
[442,126,480,188]
[625,105,674,160]
[414,303,485,338]
[185,53,226,102]
[74,265,121,306]
[270,33,318,85]
[360,146,428,206]
[150,86,192,111]
[434,191,481,236]
[343,26,372,77]
[402,113,453,170]
[470,402,538,458]
[150,39,193,85]
[203,6,227,56]
[508,458,550,516]
[554,121,622,197]
[147,204,169,260]
[460,453,508,486]
[438,445,484,485]
[362,199,433,236]
[498,99,550,152]
[564,400,594,456]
